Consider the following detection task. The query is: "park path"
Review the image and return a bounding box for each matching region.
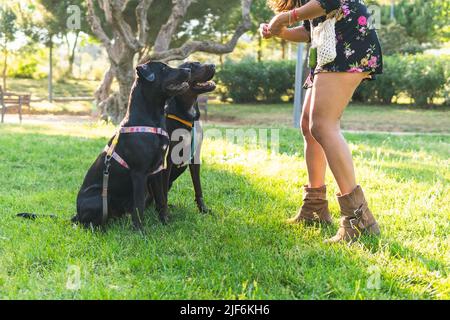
[1,114,448,136]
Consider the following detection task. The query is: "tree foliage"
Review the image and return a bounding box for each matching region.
[370,0,449,45]
[395,0,449,44]
[0,5,18,89]
[0,7,17,43]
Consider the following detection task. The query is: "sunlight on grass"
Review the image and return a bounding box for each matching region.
[200,131,449,299]
[29,101,94,115]
[0,123,448,299]
[1,122,116,139]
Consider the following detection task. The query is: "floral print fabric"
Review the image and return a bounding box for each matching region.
[301,0,383,88]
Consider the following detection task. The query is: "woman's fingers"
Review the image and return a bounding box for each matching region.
[269,25,283,36]
[260,24,268,37]
[260,23,272,39]
[268,12,288,35]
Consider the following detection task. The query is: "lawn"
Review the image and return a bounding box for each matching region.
[6,78,101,99]
[207,103,450,133]
[0,122,449,299]
[5,78,99,116]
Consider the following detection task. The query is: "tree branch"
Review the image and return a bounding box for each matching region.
[86,0,112,51]
[136,0,154,46]
[95,64,116,104]
[153,0,194,53]
[87,0,116,61]
[109,0,142,51]
[98,0,113,25]
[149,0,253,61]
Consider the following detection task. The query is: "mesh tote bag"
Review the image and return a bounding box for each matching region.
[311,16,337,67]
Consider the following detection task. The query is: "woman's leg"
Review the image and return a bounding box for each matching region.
[287,88,332,224]
[310,72,380,242]
[301,88,327,188]
[309,72,367,195]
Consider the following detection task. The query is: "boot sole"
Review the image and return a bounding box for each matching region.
[325,223,381,244]
[286,218,333,226]
[363,222,381,236]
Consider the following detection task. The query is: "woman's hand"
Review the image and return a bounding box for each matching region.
[268,12,289,36]
[259,23,273,39]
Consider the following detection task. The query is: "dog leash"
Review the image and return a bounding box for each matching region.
[102,126,169,225]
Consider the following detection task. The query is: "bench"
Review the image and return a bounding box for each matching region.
[197,95,217,123]
[0,86,31,124]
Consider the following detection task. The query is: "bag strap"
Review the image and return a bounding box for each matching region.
[326,9,339,20]
[310,8,338,44]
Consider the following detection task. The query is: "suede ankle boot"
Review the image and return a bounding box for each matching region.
[287,185,332,224]
[326,185,380,243]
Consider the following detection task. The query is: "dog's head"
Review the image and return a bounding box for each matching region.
[136,61,191,97]
[178,62,216,94]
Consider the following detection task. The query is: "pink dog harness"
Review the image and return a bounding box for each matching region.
[101,126,169,225]
[104,126,169,174]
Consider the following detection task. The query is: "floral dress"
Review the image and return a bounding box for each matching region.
[301,0,383,88]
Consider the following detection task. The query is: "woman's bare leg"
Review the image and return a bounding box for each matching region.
[309,72,368,195]
[301,88,327,188]
[287,88,332,224]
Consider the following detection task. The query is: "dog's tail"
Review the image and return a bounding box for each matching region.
[16,213,58,219]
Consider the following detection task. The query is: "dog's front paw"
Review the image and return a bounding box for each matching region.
[196,197,211,214]
[158,212,170,225]
[132,223,145,234]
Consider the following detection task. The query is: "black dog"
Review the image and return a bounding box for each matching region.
[72,61,191,230]
[147,62,216,216]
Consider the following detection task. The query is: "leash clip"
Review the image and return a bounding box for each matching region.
[104,159,111,175]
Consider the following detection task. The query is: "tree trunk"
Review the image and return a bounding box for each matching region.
[48,37,53,102]
[65,32,79,77]
[111,59,135,122]
[2,45,7,91]
[96,54,135,123]
[95,64,116,119]
[95,65,115,104]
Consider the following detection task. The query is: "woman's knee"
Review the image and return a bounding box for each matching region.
[300,115,309,136]
[301,113,314,140]
[309,115,334,144]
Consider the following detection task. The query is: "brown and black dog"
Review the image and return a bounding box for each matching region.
[147,62,216,218]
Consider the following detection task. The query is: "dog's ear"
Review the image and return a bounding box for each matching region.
[136,64,155,82]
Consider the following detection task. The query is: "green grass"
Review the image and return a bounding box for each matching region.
[208,103,450,133]
[0,123,449,299]
[4,78,99,115]
[6,78,101,99]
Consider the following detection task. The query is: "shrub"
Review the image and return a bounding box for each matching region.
[7,59,38,79]
[7,49,47,80]
[218,54,449,106]
[378,22,424,55]
[355,54,449,106]
[402,54,448,106]
[354,55,403,104]
[217,59,296,103]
